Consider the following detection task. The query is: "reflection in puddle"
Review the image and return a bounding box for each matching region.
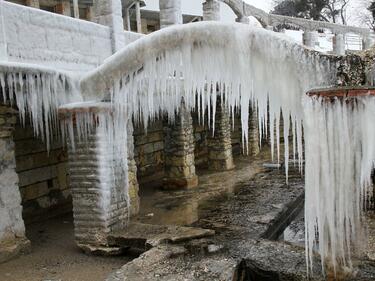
[135,156,262,226]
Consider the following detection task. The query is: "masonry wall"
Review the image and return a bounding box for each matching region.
[14,121,70,224]
[1,1,142,71]
[2,1,111,71]
[133,112,244,187]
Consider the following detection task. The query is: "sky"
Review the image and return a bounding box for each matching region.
[142,0,367,27]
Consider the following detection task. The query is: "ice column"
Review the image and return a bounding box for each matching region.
[61,105,140,252]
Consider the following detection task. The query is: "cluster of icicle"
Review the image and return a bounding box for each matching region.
[71,22,343,272]
[79,22,335,177]
[304,95,374,276]
[0,62,80,149]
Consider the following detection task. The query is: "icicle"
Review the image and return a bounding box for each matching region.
[304,95,374,276]
[0,62,80,149]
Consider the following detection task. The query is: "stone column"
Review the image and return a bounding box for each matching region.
[0,105,30,262]
[163,105,198,189]
[135,1,142,33]
[159,0,182,29]
[303,31,318,48]
[93,0,125,53]
[203,0,220,21]
[333,34,345,55]
[248,107,260,156]
[207,98,235,171]
[159,0,196,189]
[61,105,139,252]
[25,0,39,8]
[363,36,375,50]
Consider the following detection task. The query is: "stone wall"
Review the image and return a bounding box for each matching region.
[133,111,247,187]
[133,119,165,187]
[2,1,112,71]
[14,121,70,224]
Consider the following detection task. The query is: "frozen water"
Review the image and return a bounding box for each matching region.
[0,62,80,149]
[304,95,374,276]
[2,20,365,277]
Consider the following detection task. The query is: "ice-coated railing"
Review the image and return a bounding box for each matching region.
[220,0,373,36]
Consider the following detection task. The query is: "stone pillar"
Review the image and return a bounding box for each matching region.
[363,36,375,50]
[163,105,198,189]
[135,1,142,33]
[159,0,182,29]
[0,105,30,262]
[248,107,260,156]
[207,98,234,171]
[266,25,274,31]
[303,31,318,48]
[159,0,196,189]
[333,33,345,55]
[203,0,220,21]
[62,106,139,251]
[25,0,39,8]
[93,0,125,52]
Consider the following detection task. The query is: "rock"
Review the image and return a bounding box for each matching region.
[207,244,223,253]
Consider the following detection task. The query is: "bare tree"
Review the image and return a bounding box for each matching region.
[271,0,350,25]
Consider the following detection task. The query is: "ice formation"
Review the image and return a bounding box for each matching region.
[2,19,367,277]
[304,95,374,275]
[80,22,335,175]
[77,22,340,272]
[0,62,80,149]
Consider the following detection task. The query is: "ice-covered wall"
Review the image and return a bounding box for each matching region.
[0,2,142,72]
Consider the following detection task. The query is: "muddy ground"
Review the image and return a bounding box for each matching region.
[0,215,132,281]
[0,149,374,281]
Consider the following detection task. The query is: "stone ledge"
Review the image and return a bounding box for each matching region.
[108,222,215,250]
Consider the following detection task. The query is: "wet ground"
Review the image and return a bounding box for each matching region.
[1,148,375,281]
[0,215,132,281]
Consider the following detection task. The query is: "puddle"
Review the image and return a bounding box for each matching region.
[135,155,262,226]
